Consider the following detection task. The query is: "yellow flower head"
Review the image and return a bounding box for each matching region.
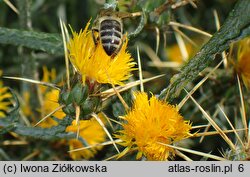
[236,37,250,89]
[21,91,32,117]
[39,89,65,128]
[67,20,136,85]
[0,87,12,118]
[21,67,57,118]
[116,92,192,160]
[166,38,207,64]
[0,70,12,118]
[166,43,193,64]
[0,70,3,86]
[37,67,65,128]
[66,115,106,160]
[40,66,57,94]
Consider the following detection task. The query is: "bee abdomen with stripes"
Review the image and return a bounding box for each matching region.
[97,16,123,57]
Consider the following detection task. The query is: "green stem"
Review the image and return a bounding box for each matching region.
[16,0,40,117]
[159,0,250,101]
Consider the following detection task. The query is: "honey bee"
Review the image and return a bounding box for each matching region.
[92,8,142,58]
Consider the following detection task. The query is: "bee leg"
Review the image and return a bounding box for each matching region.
[110,50,119,59]
[92,28,99,46]
[110,43,122,59]
[110,45,121,58]
[128,11,146,39]
[117,11,142,19]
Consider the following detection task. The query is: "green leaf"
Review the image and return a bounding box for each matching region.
[0,90,75,140]
[0,124,15,135]
[159,0,250,101]
[0,115,75,140]
[112,102,125,117]
[0,27,63,55]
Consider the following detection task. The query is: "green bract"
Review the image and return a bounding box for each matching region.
[59,82,101,120]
